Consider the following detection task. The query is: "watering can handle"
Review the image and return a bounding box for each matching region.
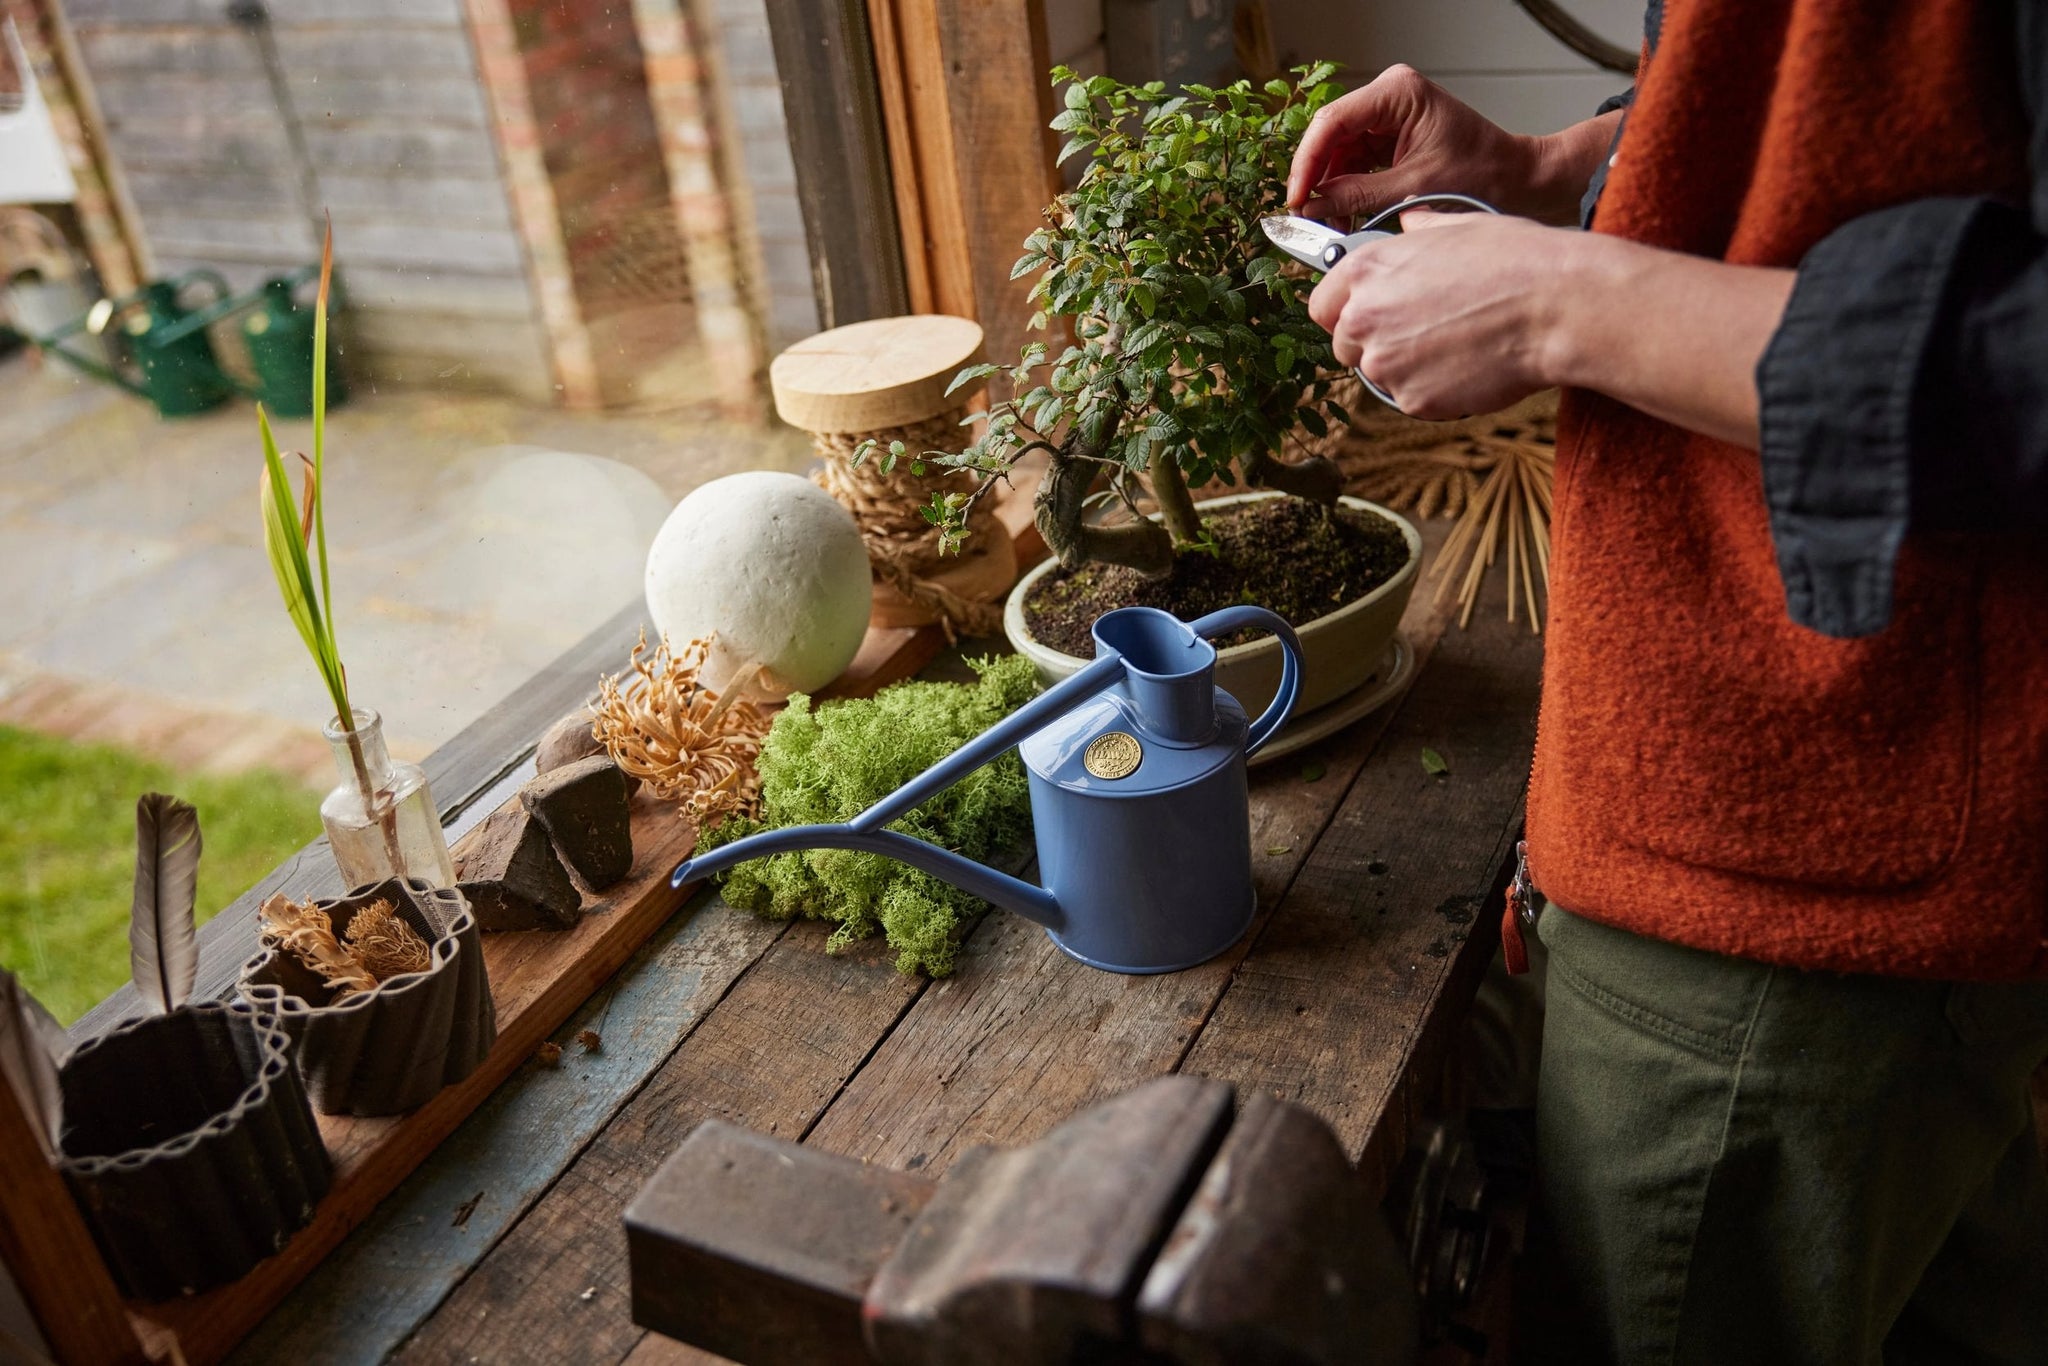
[1187,607,1303,759]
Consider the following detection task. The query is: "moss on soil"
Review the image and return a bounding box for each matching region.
[1022,496,1410,655]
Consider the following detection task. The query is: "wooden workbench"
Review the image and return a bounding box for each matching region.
[205,522,1542,1365]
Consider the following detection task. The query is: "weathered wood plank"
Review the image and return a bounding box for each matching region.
[282,73,492,126]
[1178,569,1544,1194]
[388,921,936,1366]
[866,0,974,318]
[800,523,1458,1179]
[316,172,518,230]
[301,124,502,177]
[89,71,277,122]
[929,0,1060,397]
[270,27,478,75]
[227,893,785,1365]
[267,0,466,26]
[73,26,260,76]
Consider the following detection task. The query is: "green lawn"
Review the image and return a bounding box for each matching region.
[0,725,323,1024]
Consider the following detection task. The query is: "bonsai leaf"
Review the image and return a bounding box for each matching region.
[1421,747,1450,777]
[131,793,202,1015]
[0,968,67,1159]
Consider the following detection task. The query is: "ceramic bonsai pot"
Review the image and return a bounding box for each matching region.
[239,877,496,1117]
[56,1001,331,1301]
[1004,494,1422,718]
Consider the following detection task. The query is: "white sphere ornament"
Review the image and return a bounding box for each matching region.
[644,471,873,699]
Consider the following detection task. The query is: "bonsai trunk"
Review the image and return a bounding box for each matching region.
[1033,417,1174,577]
[1148,449,1205,547]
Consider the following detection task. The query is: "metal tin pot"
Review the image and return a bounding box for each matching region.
[239,878,495,1117]
[57,1002,331,1301]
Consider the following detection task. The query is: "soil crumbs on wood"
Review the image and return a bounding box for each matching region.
[1023,497,1410,655]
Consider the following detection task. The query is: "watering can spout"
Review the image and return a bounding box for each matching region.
[670,824,1066,932]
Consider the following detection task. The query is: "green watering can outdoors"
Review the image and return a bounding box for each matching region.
[25,263,344,419]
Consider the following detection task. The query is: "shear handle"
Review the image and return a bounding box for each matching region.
[1328,194,1502,416]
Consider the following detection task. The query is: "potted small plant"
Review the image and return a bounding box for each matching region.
[256,224,455,887]
[239,877,495,1116]
[876,66,1420,722]
[38,796,331,1300]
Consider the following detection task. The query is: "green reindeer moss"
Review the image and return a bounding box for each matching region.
[696,655,1040,975]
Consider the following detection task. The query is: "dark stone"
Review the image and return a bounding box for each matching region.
[536,711,639,793]
[521,755,634,889]
[457,804,582,931]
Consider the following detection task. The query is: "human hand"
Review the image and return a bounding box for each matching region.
[1307,210,1577,420]
[1287,66,1542,222]
[1288,65,1615,227]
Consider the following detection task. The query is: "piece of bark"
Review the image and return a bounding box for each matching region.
[457,805,582,932]
[536,712,640,793]
[521,756,634,890]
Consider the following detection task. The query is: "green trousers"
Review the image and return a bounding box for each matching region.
[1531,905,2048,1365]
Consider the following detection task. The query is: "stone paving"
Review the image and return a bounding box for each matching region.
[0,349,811,784]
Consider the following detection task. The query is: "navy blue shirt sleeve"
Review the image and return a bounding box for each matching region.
[1753,6,2048,637]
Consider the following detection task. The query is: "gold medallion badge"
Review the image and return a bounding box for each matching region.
[1083,731,1143,780]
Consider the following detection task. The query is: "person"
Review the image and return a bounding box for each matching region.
[1288,3,2048,1363]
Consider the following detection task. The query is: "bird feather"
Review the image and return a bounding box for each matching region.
[0,968,68,1159]
[130,793,202,1014]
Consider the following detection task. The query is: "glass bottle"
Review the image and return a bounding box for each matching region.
[321,708,456,889]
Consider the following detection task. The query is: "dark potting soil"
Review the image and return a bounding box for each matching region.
[1022,497,1410,656]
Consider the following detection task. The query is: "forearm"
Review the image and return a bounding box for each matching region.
[1543,233,1795,447]
[1515,111,1626,225]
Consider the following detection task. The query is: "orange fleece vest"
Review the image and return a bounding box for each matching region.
[1526,0,2048,980]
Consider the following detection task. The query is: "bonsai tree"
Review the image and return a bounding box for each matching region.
[873,63,1351,576]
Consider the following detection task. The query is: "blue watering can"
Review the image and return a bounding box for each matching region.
[670,605,1303,974]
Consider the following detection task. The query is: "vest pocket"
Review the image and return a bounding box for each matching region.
[1603,543,1979,892]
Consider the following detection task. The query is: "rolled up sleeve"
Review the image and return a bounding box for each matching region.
[1754,199,1984,638]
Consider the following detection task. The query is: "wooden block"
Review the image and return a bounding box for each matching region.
[813,625,946,703]
[770,315,986,431]
[862,1076,1235,1366]
[1136,1090,1420,1365]
[624,1120,933,1366]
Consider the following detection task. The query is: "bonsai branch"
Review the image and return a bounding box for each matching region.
[1242,442,1344,505]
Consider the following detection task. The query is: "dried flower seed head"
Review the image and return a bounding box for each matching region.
[535,1040,563,1068]
[260,893,377,999]
[345,898,432,981]
[592,630,769,825]
[576,1029,602,1052]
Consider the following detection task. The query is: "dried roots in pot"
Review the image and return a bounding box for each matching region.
[258,893,430,999]
[591,630,769,824]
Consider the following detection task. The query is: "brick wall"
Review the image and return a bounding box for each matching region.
[508,0,684,326]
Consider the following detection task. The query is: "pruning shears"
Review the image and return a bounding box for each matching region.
[1259,192,1502,416]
